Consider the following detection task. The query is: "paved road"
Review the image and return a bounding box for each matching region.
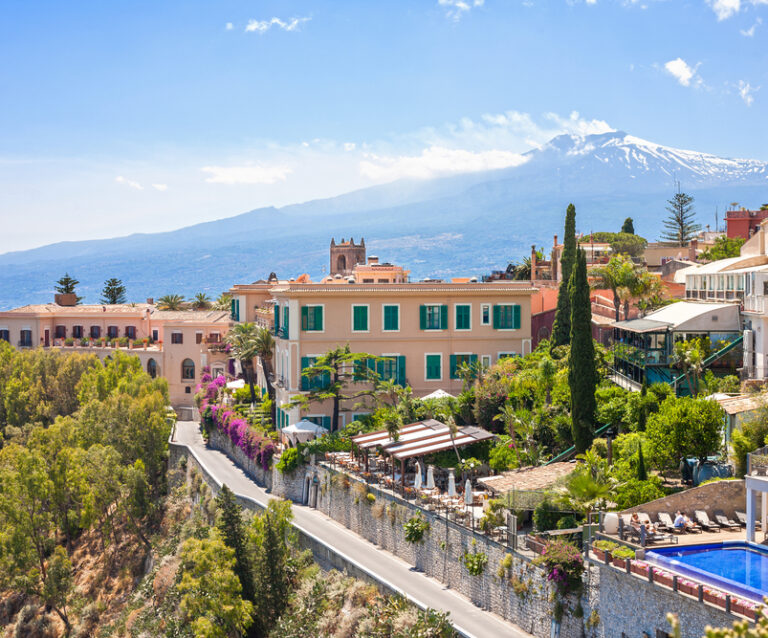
[174,421,533,638]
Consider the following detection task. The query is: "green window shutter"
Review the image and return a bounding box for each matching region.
[300,357,310,391]
[314,306,323,331]
[449,354,457,379]
[513,304,521,329]
[384,305,398,331]
[301,306,309,331]
[419,305,427,330]
[492,305,501,329]
[456,305,470,330]
[283,307,289,333]
[440,305,448,329]
[426,354,441,380]
[396,355,406,386]
[353,306,368,331]
[322,416,331,430]
[470,354,478,365]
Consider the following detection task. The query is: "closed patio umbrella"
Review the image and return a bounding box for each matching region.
[414,461,422,490]
[464,479,473,506]
[447,469,456,497]
[426,465,435,489]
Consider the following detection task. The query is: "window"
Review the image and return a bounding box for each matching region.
[377,355,406,386]
[301,305,324,331]
[72,325,83,339]
[425,354,442,380]
[196,332,203,344]
[352,305,369,332]
[493,304,521,330]
[0,329,8,342]
[274,304,280,330]
[185,386,191,394]
[498,352,517,360]
[147,358,157,378]
[450,354,477,379]
[20,330,32,347]
[125,326,136,339]
[231,298,240,322]
[283,306,289,334]
[301,356,330,390]
[481,355,491,369]
[152,329,159,341]
[171,332,183,344]
[306,415,332,429]
[208,332,221,343]
[455,304,471,330]
[107,326,118,338]
[420,304,447,330]
[481,304,491,326]
[90,326,101,339]
[383,304,399,331]
[181,358,195,380]
[54,325,66,339]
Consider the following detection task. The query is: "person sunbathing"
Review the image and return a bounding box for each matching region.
[674,510,695,531]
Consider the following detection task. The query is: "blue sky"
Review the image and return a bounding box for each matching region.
[1,0,767,253]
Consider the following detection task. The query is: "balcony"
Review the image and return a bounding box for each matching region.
[744,296,766,315]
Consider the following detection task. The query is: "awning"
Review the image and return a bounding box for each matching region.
[612,319,670,333]
[422,389,455,400]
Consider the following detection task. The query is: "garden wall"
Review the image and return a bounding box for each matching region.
[621,479,749,521]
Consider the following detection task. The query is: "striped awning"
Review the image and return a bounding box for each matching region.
[351,419,496,459]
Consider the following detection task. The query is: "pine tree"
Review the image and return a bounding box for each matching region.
[54,273,83,303]
[100,278,126,304]
[621,217,635,234]
[551,203,577,347]
[216,485,254,603]
[568,249,597,453]
[661,186,700,246]
[636,444,648,481]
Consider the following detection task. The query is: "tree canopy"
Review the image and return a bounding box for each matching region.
[661,188,700,246]
[100,278,126,305]
[700,235,745,261]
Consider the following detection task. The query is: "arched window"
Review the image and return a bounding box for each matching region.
[337,254,346,272]
[147,358,158,379]
[181,358,195,380]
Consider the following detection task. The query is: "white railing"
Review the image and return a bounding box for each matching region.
[744,296,766,314]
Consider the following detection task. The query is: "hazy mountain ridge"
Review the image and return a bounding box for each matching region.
[1,131,766,309]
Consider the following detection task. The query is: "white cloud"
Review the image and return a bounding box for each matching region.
[738,80,759,105]
[115,175,143,190]
[152,183,168,191]
[343,142,356,151]
[245,17,310,33]
[707,0,768,19]
[664,57,703,88]
[225,22,234,31]
[741,17,762,35]
[438,0,484,21]
[201,164,292,184]
[359,146,528,181]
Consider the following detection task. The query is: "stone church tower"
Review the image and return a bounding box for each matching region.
[330,237,366,276]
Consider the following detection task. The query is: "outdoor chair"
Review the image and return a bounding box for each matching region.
[734,511,761,529]
[713,511,741,531]
[694,510,722,532]
[658,512,700,533]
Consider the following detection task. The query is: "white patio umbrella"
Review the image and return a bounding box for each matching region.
[414,461,423,490]
[464,479,473,507]
[447,469,456,497]
[426,465,435,489]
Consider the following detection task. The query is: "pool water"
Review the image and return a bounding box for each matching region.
[647,542,768,602]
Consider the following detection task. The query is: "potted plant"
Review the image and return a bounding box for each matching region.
[630,559,649,576]
[677,578,698,597]
[80,337,89,347]
[592,540,618,562]
[64,337,74,347]
[142,337,148,349]
[703,587,727,609]
[651,568,674,588]
[732,598,758,620]
[611,546,635,569]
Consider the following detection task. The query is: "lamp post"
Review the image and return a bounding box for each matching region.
[605,426,617,466]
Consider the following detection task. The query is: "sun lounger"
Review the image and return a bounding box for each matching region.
[713,511,741,531]
[659,511,700,533]
[695,510,722,532]
[735,511,761,529]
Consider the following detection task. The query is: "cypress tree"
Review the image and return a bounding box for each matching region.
[568,249,597,453]
[637,443,648,481]
[637,381,648,432]
[215,485,254,603]
[551,203,577,347]
[621,217,635,234]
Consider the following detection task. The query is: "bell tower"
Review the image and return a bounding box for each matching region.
[330,237,366,276]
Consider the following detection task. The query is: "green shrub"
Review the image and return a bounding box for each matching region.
[403,515,430,543]
[556,515,578,530]
[276,448,302,474]
[592,540,618,552]
[366,492,376,504]
[533,497,566,532]
[611,546,635,560]
[613,477,665,510]
[489,440,517,472]
[461,543,488,576]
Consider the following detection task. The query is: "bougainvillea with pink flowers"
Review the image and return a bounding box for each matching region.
[196,372,275,470]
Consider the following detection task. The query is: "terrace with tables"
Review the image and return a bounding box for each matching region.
[319,419,515,539]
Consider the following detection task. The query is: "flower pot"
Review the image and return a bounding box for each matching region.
[612,557,629,569]
[652,569,674,588]
[630,561,648,576]
[703,588,727,609]
[593,548,607,561]
[678,580,698,597]
[732,599,757,620]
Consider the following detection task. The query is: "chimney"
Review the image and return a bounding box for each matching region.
[554,234,558,247]
[530,245,538,283]
[688,238,698,262]
[368,256,379,265]
[146,297,154,305]
[54,293,77,306]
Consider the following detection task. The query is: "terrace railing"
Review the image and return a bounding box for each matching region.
[747,445,768,476]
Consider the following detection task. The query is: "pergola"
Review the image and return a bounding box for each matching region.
[351,419,496,492]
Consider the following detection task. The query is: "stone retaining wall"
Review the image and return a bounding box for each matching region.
[621,479,749,521]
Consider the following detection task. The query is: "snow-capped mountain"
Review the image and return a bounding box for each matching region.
[1,130,766,309]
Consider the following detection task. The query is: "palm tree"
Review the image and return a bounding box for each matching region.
[590,255,637,321]
[192,292,211,310]
[671,339,705,396]
[628,271,664,318]
[446,415,462,464]
[537,356,557,406]
[493,403,520,465]
[213,293,232,311]
[226,322,261,404]
[384,411,402,443]
[156,294,185,311]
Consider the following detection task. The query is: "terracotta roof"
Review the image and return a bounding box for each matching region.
[270,283,536,294]
[3,303,152,315]
[477,462,576,494]
[151,310,231,323]
[710,393,765,415]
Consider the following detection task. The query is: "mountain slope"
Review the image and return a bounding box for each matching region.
[1,131,766,309]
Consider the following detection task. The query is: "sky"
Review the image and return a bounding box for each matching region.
[1,0,767,253]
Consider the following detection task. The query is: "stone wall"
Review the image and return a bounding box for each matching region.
[621,479,751,521]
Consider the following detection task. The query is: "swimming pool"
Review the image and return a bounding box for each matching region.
[647,542,768,603]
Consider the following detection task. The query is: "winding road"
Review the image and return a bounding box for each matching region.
[173,421,533,638]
